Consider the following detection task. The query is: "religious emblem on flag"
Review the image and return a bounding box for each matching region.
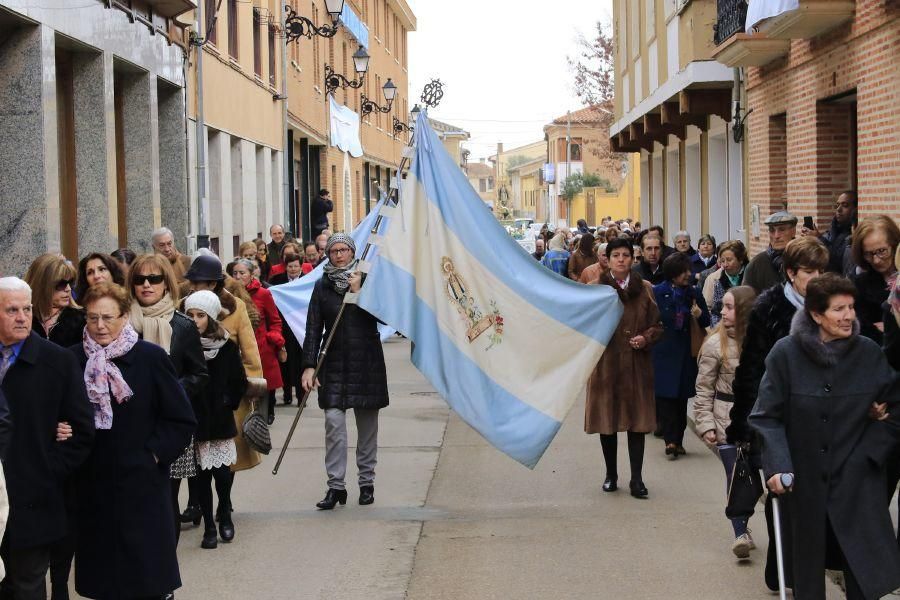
[441,256,504,349]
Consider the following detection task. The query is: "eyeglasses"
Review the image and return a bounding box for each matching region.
[55,279,74,292]
[863,247,891,261]
[329,248,353,256]
[86,314,123,325]
[134,274,165,286]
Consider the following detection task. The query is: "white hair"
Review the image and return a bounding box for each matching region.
[193,247,216,261]
[674,230,691,241]
[0,277,32,299]
[151,227,174,244]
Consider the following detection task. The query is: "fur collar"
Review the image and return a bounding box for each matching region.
[789,309,860,368]
[216,288,237,318]
[600,269,645,301]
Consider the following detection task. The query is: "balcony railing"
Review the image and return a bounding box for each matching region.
[714,0,749,45]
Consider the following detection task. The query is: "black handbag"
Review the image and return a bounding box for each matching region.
[242,402,272,455]
[726,446,763,519]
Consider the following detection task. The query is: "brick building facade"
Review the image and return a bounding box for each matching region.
[732,1,899,254]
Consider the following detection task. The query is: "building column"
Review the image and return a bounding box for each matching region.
[157,80,188,248]
[240,140,258,240]
[640,150,651,224]
[207,129,232,257]
[0,24,59,274]
[258,146,274,231]
[700,130,710,236]
[117,69,157,253]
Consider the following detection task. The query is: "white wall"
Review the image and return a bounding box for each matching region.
[665,142,680,237]
[652,150,664,226]
[684,142,701,239]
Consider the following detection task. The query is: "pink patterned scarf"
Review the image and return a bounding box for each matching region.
[83,322,139,430]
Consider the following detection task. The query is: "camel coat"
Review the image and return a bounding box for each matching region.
[691,332,739,445]
[585,271,663,434]
[217,291,264,471]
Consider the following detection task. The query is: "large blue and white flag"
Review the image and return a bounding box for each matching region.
[270,198,392,347]
[356,112,623,468]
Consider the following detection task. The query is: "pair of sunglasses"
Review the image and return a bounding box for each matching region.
[134,274,165,286]
[55,279,75,292]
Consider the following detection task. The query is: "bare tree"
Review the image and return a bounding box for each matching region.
[568,21,616,108]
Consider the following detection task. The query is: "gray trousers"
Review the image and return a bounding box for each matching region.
[324,408,379,490]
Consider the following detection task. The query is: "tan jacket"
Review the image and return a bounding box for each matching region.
[692,331,739,445]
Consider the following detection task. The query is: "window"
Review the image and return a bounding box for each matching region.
[373,0,379,38]
[253,8,262,76]
[479,178,487,193]
[384,1,390,50]
[394,15,399,56]
[205,0,217,45]
[227,0,238,58]
[268,24,276,86]
[401,26,407,67]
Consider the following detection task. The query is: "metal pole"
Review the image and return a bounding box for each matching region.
[771,495,788,600]
[195,2,209,248]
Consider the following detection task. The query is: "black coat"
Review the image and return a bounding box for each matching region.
[853,269,889,345]
[0,388,9,463]
[750,312,900,600]
[165,311,209,403]
[196,340,247,442]
[71,340,196,599]
[302,277,388,411]
[726,284,797,444]
[821,217,853,275]
[1,332,94,550]
[885,304,900,371]
[32,305,86,348]
[633,260,664,285]
[311,195,334,232]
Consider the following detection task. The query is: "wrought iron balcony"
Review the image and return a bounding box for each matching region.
[713,0,749,45]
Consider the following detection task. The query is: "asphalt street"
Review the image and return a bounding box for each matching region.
[74,338,850,599]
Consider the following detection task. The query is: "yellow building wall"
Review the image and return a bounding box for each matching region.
[567,155,641,224]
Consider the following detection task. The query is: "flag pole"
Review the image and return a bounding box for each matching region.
[272,81,444,476]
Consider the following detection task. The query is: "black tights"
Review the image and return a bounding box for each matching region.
[190,466,235,531]
[599,432,646,482]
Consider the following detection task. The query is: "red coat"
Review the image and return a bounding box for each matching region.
[246,279,284,390]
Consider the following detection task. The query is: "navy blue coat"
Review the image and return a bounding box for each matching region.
[1,332,94,550]
[71,340,196,599]
[651,281,711,399]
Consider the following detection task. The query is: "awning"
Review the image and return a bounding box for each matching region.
[745,0,799,31]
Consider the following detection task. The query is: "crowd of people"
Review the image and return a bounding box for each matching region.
[536,194,900,598]
[0,184,392,599]
[0,185,897,599]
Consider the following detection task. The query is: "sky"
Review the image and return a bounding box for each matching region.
[406,0,614,161]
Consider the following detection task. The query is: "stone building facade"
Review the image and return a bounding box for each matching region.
[0,0,192,274]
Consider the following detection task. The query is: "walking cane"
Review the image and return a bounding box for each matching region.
[271,81,446,476]
[770,472,794,600]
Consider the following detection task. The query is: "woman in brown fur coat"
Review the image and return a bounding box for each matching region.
[585,238,663,499]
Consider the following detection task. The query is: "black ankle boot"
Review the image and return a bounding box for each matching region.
[218,500,234,542]
[180,505,201,526]
[602,477,618,492]
[629,480,649,499]
[201,528,218,549]
[359,485,375,505]
[316,488,348,510]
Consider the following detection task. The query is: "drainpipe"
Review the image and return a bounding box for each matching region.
[281,3,291,234]
[195,2,209,248]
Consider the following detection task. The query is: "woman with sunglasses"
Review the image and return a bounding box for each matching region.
[22,254,87,600]
[301,234,389,510]
[127,254,208,548]
[24,253,86,348]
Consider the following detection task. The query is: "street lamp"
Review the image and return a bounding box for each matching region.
[284,1,345,43]
[361,78,397,116]
[393,103,420,136]
[324,45,369,95]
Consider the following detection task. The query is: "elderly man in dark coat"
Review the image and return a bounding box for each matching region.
[0,277,94,600]
[750,275,900,600]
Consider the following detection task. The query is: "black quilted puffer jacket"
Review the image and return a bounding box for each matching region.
[726,284,797,444]
[301,277,388,411]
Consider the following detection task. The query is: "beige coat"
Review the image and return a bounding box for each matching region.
[585,271,663,434]
[691,331,739,444]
